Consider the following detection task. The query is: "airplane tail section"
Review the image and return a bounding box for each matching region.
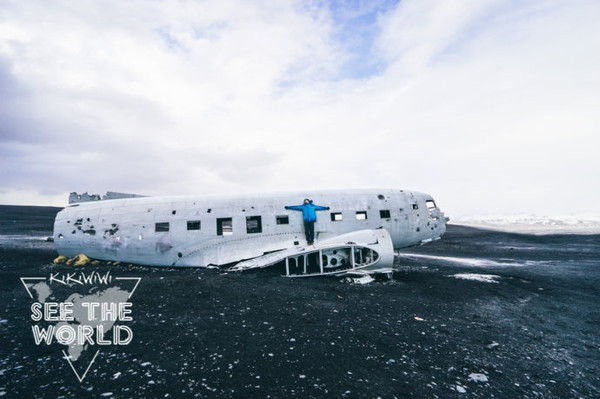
[69,191,148,204]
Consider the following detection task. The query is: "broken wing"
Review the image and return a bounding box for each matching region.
[228,229,394,277]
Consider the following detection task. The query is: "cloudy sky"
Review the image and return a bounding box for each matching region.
[1,0,598,218]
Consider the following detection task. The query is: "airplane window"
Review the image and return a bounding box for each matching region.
[276,215,289,225]
[426,200,436,210]
[356,211,367,220]
[217,218,233,236]
[330,212,343,221]
[155,222,169,232]
[187,220,201,230]
[246,216,262,234]
[379,210,391,218]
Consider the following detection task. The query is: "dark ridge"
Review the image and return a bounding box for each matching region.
[0,205,63,235]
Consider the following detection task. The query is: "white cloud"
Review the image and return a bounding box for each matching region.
[0,0,598,218]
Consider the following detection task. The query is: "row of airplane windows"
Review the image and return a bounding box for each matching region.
[154,209,395,236]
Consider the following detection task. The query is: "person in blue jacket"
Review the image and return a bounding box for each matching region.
[285,198,330,245]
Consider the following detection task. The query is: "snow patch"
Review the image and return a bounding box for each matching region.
[451,213,600,234]
[452,274,500,283]
[399,253,519,267]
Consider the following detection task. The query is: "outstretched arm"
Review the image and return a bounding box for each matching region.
[313,205,330,211]
[285,205,303,211]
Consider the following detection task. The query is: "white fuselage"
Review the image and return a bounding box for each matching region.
[53,189,447,267]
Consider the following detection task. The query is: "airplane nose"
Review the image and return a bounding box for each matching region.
[427,205,448,239]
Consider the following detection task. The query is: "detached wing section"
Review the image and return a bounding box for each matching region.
[228,229,394,277]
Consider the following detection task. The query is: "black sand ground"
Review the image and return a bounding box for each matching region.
[0,205,599,398]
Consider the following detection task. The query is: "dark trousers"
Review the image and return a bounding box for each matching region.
[304,221,315,243]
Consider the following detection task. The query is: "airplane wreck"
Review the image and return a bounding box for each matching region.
[54,189,448,277]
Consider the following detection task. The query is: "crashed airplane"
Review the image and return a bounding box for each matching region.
[53,189,448,277]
